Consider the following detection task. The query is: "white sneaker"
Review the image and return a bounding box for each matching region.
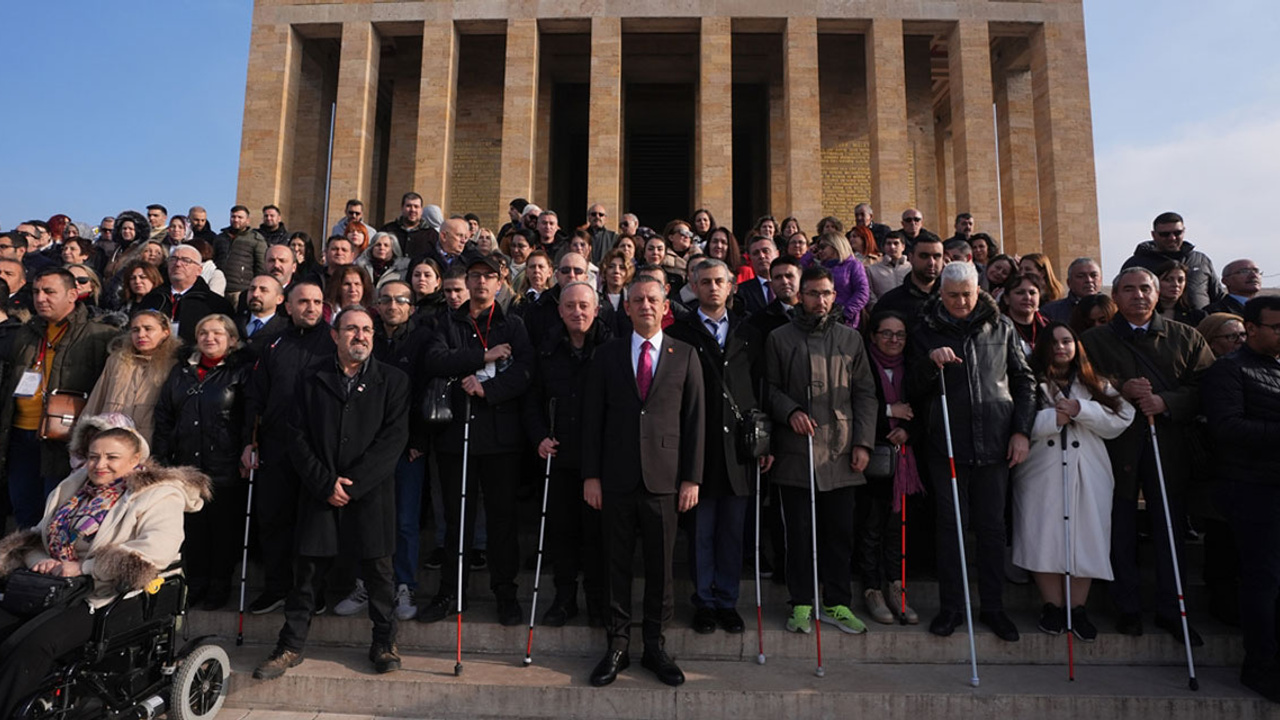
[334,579,369,616]
[394,584,418,621]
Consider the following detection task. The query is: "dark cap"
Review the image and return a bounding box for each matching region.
[462,249,502,274]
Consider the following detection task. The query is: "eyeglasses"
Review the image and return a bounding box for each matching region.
[1213,332,1247,342]
[377,296,413,306]
[558,266,586,276]
[802,290,835,299]
[467,271,499,281]
[874,330,907,341]
[1227,267,1263,277]
[1155,230,1184,239]
[73,276,91,285]
[167,256,200,266]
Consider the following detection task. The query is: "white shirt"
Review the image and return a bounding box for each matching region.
[631,329,664,378]
[698,308,729,348]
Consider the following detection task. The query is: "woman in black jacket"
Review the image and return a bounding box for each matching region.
[153,313,253,611]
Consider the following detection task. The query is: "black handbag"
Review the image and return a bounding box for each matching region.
[719,378,772,463]
[421,376,455,425]
[864,444,898,481]
[0,569,93,617]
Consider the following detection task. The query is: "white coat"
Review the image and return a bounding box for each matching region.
[1012,378,1134,580]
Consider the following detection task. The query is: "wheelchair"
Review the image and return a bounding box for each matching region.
[2,567,229,720]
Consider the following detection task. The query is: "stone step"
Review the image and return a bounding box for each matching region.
[186,603,1243,667]
[217,644,1269,720]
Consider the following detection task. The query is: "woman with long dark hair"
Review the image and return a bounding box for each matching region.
[1012,322,1134,640]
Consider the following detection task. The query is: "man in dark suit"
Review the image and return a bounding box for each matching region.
[236,275,289,356]
[735,236,779,317]
[138,244,235,345]
[582,275,705,687]
[253,305,410,680]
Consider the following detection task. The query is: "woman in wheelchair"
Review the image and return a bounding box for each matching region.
[0,423,212,717]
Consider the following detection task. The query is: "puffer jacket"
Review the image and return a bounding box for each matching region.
[152,349,253,484]
[1200,345,1280,486]
[908,291,1036,465]
[824,255,871,328]
[80,333,182,444]
[214,225,268,294]
[1122,240,1225,311]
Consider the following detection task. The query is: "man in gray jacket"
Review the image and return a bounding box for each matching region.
[765,265,878,636]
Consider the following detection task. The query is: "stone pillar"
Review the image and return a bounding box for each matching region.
[384,49,421,223]
[946,20,999,225]
[327,22,381,233]
[587,17,622,220]
[783,17,822,225]
[866,19,911,222]
[769,80,789,218]
[994,67,1041,258]
[934,114,954,227]
[695,17,733,225]
[905,36,938,225]
[497,18,540,225]
[1031,20,1099,270]
[237,23,302,217]
[415,21,459,213]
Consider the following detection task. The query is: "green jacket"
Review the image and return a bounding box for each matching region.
[0,304,116,479]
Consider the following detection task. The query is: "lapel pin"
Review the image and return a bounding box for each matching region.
[357,384,366,393]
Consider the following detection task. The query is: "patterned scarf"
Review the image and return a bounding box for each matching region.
[46,477,127,563]
[867,344,924,511]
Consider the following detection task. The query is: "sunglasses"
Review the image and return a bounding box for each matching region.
[74,276,91,285]
[1155,230,1184,239]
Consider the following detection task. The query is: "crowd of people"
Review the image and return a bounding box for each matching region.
[0,198,1277,703]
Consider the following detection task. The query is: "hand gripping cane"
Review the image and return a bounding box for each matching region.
[939,371,980,688]
[455,395,473,676]
[1147,415,1199,691]
[524,397,557,666]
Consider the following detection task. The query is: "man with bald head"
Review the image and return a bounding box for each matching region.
[431,217,475,269]
[523,250,611,348]
[899,208,940,245]
[139,244,235,344]
[1205,259,1264,317]
[237,275,289,353]
[586,203,617,265]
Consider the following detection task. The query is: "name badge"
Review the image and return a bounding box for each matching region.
[14,370,41,397]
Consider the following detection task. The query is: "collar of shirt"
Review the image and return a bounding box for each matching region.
[252,312,275,326]
[697,308,729,344]
[631,329,664,376]
[1128,321,1151,332]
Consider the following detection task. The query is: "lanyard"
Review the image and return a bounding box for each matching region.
[35,323,69,369]
[470,303,495,350]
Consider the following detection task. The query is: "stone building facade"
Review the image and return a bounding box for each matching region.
[236,0,1098,267]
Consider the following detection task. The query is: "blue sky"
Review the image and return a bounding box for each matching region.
[1,0,1276,281]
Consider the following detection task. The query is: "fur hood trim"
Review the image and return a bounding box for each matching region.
[127,463,214,512]
[0,529,43,577]
[92,545,157,593]
[69,415,152,462]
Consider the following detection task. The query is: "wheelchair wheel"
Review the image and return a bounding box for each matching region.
[170,643,229,720]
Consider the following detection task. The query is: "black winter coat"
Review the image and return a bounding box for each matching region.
[289,358,410,558]
[424,303,533,456]
[908,292,1036,466]
[522,320,612,471]
[152,350,253,485]
[874,274,937,328]
[1201,345,1280,486]
[243,322,336,447]
[137,278,236,346]
[372,316,434,452]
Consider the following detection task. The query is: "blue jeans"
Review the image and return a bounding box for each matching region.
[689,495,749,609]
[7,429,51,529]
[393,451,426,588]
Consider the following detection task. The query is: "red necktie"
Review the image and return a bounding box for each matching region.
[637,340,653,401]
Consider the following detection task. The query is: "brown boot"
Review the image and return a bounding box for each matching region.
[370,643,402,674]
[886,581,919,625]
[253,647,303,680]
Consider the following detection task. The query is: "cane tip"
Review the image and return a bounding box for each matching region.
[454,664,463,676]
[757,654,766,665]
[970,677,980,688]
[522,657,532,666]
[815,667,825,678]
[1189,677,1199,691]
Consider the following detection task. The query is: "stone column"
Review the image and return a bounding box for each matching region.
[695,17,733,225]
[327,22,381,233]
[769,80,789,217]
[995,67,1041,258]
[415,20,459,213]
[384,48,421,223]
[497,18,540,224]
[587,17,622,219]
[783,16,822,224]
[866,19,911,221]
[237,23,302,216]
[1031,20,1099,270]
[946,20,999,226]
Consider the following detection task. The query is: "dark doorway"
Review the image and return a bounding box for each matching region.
[548,83,589,229]
[731,83,770,240]
[624,83,694,228]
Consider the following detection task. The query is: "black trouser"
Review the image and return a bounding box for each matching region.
[929,458,1008,613]
[602,486,678,653]
[1219,480,1280,670]
[855,478,904,591]
[777,484,856,609]
[184,481,247,592]
[436,452,521,601]
[279,554,395,652]
[1110,444,1186,619]
[545,467,604,607]
[254,440,298,598]
[0,596,144,719]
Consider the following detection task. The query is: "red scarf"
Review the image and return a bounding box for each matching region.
[196,354,224,381]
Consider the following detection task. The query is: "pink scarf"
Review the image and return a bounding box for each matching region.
[868,344,924,511]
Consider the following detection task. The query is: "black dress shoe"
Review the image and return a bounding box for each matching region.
[641,648,685,687]
[1154,614,1204,647]
[979,610,1020,642]
[590,649,630,687]
[717,608,746,634]
[418,595,463,623]
[691,607,717,634]
[542,601,578,627]
[497,597,523,627]
[1116,611,1144,636]
[929,609,964,637]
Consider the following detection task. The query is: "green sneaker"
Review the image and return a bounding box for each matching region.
[786,605,813,634]
[822,604,868,634]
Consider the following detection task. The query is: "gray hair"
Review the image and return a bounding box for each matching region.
[622,213,639,225]
[627,275,667,301]
[559,281,599,306]
[1067,257,1099,273]
[939,261,979,287]
[689,257,732,284]
[1112,266,1158,294]
[854,202,873,215]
